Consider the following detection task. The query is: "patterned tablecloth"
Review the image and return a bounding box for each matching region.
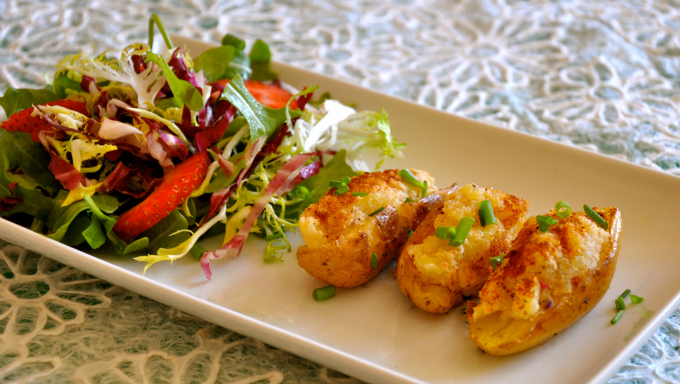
[1,0,680,383]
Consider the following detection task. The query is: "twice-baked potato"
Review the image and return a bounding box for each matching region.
[397,184,529,313]
[466,206,622,355]
[297,169,445,287]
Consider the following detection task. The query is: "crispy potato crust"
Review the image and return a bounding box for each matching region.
[397,184,529,313]
[296,169,445,287]
[466,207,622,355]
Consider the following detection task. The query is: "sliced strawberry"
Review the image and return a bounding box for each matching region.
[112,151,210,241]
[210,79,298,110]
[1,99,89,142]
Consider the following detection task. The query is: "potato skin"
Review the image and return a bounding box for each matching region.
[466,207,622,355]
[296,169,442,287]
[397,184,529,313]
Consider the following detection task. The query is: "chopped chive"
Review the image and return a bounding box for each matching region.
[490,254,506,270]
[334,185,350,195]
[620,289,631,299]
[398,169,425,189]
[435,226,454,240]
[329,180,344,188]
[421,180,429,198]
[478,199,497,227]
[368,206,385,216]
[341,176,351,184]
[313,285,337,301]
[404,197,414,203]
[292,185,310,200]
[264,233,284,241]
[352,192,368,197]
[403,227,414,240]
[371,252,378,270]
[630,295,644,304]
[555,201,571,218]
[615,297,626,311]
[584,204,608,230]
[611,310,624,324]
[450,217,475,247]
[536,215,558,232]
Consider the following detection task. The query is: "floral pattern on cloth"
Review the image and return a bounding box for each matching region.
[1,0,680,383]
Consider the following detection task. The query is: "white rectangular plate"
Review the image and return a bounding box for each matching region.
[2,36,680,384]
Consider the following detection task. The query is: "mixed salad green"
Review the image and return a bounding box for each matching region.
[0,16,404,279]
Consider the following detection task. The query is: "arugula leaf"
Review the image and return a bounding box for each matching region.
[82,194,150,255]
[0,131,56,220]
[193,45,240,83]
[154,96,183,111]
[221,34,246,50]
[248,39,277,81]
[140,209,191,254]
[0,87,60,116]
[0,129,60,195]
[82,215,107,249]
[47,192,118,242]
[292,150,357,212]
[60,214,90,247]
[145,51,204,111]
[122,237,150,255]
[51,72,82,99]
[220,75,300,139]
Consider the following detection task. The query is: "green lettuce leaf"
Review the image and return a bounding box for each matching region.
[47,192,118,242]
[82,215,107,249]
[0,87,60,116]
[139,209,191,254]
[194,45,236,83]
[221,33,246,50]
[248,39,277,81]
[0,129,60,195]
[0,131,56,220]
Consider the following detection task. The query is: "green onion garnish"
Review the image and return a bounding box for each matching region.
[404,197,414,203]
[335,185,350,195]
[313,285,337,301]
[555,201,571,218]
[398,169,425,188]
[478,199,497,227]
[620,289,631,299]
[330,177,353,196]
[398,169,429,197]
[292,185,310,200]
[435,226,453,240]
[450,217,475,247]
[611,310,624,324]
[630,295,644,304]
[584,204,608,230]
[615,297,626,311]
[352,192,368,197]
[368,207,385,216]
[536,215,558,232]
[371,252,378,270]
[403,227,414,240]
[490,254,506,270]
[264,233,284,241]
